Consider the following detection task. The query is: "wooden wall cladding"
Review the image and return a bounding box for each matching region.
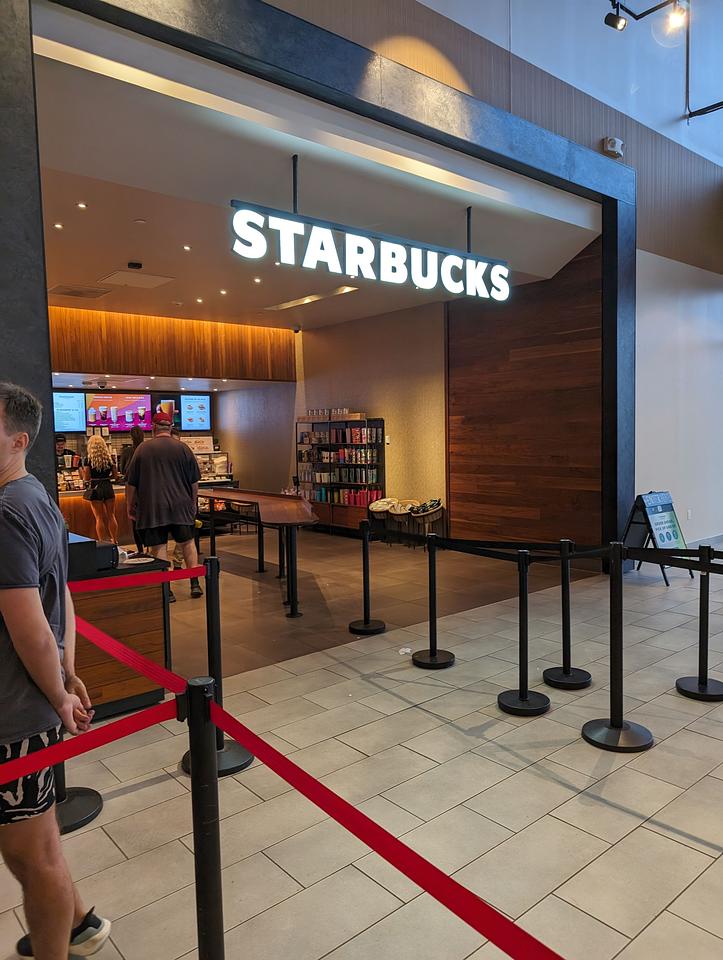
[48,306,296,381]
[447,239,602,544]
[269,0,723,276]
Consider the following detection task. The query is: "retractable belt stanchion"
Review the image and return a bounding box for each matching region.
[543,539,592,690]
[277,527,286,579]
[182,557,254,776]
[413,533,454,669]
[54,753,103,835]
[256,514,266,573]
[349,520,386,636]
[186,678,226,960]
[676,544,723,701]
[582,542,654,752]
[285,525,301,618]
[498,550,550,716]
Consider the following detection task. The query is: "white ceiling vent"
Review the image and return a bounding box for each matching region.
[100,271,174,288]
[49,284,111,299]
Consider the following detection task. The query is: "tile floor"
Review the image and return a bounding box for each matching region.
[3,536,723,959]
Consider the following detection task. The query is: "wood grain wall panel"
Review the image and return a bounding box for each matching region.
[269,0,723,276]
[49,306,296,381]
[447,239,602,544]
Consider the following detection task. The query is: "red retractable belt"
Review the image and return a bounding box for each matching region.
[69,565,206,594]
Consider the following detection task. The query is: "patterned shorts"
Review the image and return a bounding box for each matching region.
[0,728,60,825]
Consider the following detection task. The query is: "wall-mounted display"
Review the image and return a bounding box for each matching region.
[52,391,86,433]
[85,393,151,432]
[180,393,211,431]
[152,395,181,430]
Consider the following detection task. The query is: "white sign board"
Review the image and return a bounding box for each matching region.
[231,202,510,302]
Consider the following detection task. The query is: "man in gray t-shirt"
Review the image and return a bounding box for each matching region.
[0,383,111,958]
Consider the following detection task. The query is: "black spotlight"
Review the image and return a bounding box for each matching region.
[605,3,627,29]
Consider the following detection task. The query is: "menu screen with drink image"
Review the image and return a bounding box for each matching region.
[181,394,211,431]
[86,394,152,432]
[153,396,181,429]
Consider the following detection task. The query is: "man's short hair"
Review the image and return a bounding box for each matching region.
[0,382,43,449]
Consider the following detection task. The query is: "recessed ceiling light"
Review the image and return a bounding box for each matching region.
[181,387,185,390]
[111,385,117,389]
[253,277,262,284]
[183,245,191,252]
[274,262,280,267]
[187,378,193,381]
[134,218,147,224]
[105,374,110,377]
[76,202,87,210]
[150,376,156,380]
[222,379,228,382]
[196,297,203,303]
[53,223,63,230]
[219,289,227,295]
[68,384,74,388]
[52,372,59,376]
[213,388,218,392]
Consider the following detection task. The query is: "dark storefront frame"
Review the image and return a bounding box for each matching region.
[5,0,636,542]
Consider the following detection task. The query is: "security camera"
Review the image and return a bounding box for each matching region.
[293,325,301,334]
[602,136,625,159]
[97,380,108,390]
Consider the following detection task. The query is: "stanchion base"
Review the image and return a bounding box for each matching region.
[182,740,255,777]
[349,618,387,636]
[581,718,654,753]
[412,649,455,670]
[56,787,103,835]
[497,689,550,716]
[543,666,592,690]
[286,610,302,619]
[676,676,723,702]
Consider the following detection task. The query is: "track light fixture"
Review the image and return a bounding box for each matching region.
[604,0,687,32]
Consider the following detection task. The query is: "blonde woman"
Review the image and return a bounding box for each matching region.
[81,435,119,543]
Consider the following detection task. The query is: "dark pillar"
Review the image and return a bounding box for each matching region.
[0,2,55,494]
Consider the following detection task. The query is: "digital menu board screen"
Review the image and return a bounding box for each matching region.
[53,392,86,433]
[152,395,181,430]
[180,394,211,431]
[86,394,152,432]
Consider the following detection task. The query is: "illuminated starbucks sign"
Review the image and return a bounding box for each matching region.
[230,201,510,301]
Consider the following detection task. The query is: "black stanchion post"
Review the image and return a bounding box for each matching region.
[582,542,653,752]
[498,551,550,716]
[676,544,723,701]
[285,525,302,618]
[187,678,226,960]
[543,539,592,690]
[349,520,386,636]
[182,558,254,777]
[54,751,103,835]
[208,497,217,557]
[413,533,454,669]
[256,516,266,573]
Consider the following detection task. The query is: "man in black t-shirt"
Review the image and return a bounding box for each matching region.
[0,383,111,958]
[126,412,203,599]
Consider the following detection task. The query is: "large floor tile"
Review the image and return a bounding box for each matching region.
[0,910,24,959]
[101,735,190,782]
[274,702,384,748]
[454,816,608,918]
[249,669,351,704]
[75,841,195,922]
[320,745,436,804]
[472,718,579,772]
[415,686,503,720]
[552,767,682,842]
[265,818,370,886]
[547,739,636,779]
[228,696,325,733]
[626,728,723,787]
[465,759,595,831]
[303,676,402,709]
[615,911,723,959]
[324,893,484,960]
[59,827,127,881]
[402,713,515,763]
[383,753,512,819]
[110,853,301,960]
[337,707,445,755]
[359,680,452,715]
[398,806,511,873]
[239,738,365,800]
[220,866,400,960]
[353,853,422,902]
[644,775,723,855]
[467,895,628,959]
[669,855,723,938]
[557,827,712,937]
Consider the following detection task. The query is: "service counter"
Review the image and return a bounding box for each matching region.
[60,487,132,543]
[69,550,171,720]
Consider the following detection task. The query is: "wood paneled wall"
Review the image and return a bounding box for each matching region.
[447,239,602,544]
[48,306,296,381]
[269,0,723,276]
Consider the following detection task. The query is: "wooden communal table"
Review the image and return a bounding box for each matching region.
[200,488,317,617]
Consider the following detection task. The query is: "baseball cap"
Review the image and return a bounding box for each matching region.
[55,434,67,443]
[152,412,173,426]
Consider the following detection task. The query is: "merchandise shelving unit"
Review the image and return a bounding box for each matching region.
[296,416,385,530]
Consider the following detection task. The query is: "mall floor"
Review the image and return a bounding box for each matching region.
[3,537,723,959]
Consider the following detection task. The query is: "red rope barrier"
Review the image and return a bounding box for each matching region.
[76,617,187,694]
[69,565,206,594]
[0,700,177,786]
[211,703,564,960]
